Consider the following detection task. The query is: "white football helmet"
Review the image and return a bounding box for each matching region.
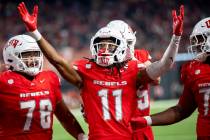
[90,26,128,67]
[188,17,210,61]
[107,20,136,59]
[3,34,43,76]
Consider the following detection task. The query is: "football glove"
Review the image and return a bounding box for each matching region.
[130,116,152,131]
[172,5,184,36]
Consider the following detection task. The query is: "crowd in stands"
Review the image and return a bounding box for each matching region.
[1,0,209,59]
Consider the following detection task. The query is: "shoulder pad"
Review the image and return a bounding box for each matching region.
[73,59,93,73]
[134,49,151,62]
[180,60,199,83]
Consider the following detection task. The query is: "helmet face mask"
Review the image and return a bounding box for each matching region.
[188,17,210,61]
[127,39,134,46]
[20,51,43,72]
[90,27,128,67]
[95,39,119,66]
[189,34,208,54]
[95,41,118,55]
[3,35,43,76]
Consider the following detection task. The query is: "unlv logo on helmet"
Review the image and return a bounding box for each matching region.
[205,20,210,28]
[8,39,20,48]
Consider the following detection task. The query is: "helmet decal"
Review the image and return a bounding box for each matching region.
[3,34,43,76]
[205,20,210,28]
[8,39,20,48]
[188,17,210,61]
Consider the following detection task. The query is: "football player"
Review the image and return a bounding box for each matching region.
[17,2,184,140]
[107,20,158,140]
[106,20,137,60]
[130,17,210,140]
[0,34,85,140]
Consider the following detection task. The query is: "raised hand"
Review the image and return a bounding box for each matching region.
[17,2,38,32]
[172,5,184,36]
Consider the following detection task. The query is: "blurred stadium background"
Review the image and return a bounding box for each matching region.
[0,0,209,139]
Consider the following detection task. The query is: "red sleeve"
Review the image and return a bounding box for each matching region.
[134,49,151,63]
[49,71,62,103]
[178,83,197,112]
[180,61,192,84]
[178,62,197,113]
[72,59,89,77]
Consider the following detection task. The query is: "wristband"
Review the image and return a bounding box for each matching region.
[78,133,88,140]
[30,29,42,41]
[172,35,181,45]
[143,116,152,126]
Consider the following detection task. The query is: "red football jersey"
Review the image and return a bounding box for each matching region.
[0,70,62,140]
[179,60,210,137]
[134,49,152,63]
[132,49,154,140]
[73,59,145,140]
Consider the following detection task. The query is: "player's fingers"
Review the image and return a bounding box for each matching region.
[17,5,25,16]
[21,2,28,14]
[172,10,177,21]
[177,16,182,24]
[180,5,184,20]
[17,2,22,8]
[33,5,38,17]
[18,3,26,16]
[17,4,23,12]
[18,2,26,14]
[35,5,38,14]
[18,9,25,18]
[17,6,21,12]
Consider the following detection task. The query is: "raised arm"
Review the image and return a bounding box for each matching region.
[17,2,82,88]
[138,5,184,83]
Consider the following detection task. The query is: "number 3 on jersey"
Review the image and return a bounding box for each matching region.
[20,99,52,131]
[98,89,122,121]
[137,89,149,110]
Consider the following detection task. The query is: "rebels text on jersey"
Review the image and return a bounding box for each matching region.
[73,59,145,140]
[179,60,210,137]
[0,71,62,140]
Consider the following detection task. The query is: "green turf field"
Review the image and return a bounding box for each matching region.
[53,99,197,140]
